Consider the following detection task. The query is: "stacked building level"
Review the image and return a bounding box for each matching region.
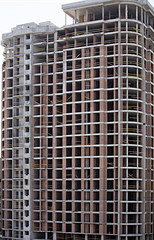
[1,0,154,240]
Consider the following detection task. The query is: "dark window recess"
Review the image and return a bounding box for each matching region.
[66,137,72,146]
[66,159,72,167]
[107,147,114,156]
[66,126,72,135]
[66,192,72,200]
[94,124,100,133]
[94,91,99,100]
[66,202,72,211]
[94,69,100,77]
[67,83,72,91]
[107,135,114,144]
[26,34,30,39]
[108,90,114,99]
[107,180,113,189]
[108,113,114,122]
[76,82,81,90]
[107,192,113,200]
[76,104,81,112]
[66,148,72,157]
[26,45,30,50]
[66,181,72,189]
[67,104,72,113]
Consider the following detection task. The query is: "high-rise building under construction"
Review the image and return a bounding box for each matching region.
[1,0,154,240]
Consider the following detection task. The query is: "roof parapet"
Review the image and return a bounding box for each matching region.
[2,21,58,41]
[62,0,154,14]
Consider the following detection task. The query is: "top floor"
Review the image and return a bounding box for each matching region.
[2,21,57,46]
[1,0,153,48]
[62,0,153,26]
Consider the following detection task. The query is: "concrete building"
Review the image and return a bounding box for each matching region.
[1,0,154,240]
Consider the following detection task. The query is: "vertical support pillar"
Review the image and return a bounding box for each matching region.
[126,4,128,19]
[45,232,47,240]
[86,9,88,22]
[146,9,149,26]
[53,232,56,240]
[102,6,104,20]
[101,235,104,240]
[75,10,77,24]
[136,6,138,21]
[117,4,121,240]
[85,234,88,240]
[141,6,146,240]
[54,32,57,52]
[144,10,147,25]
[65,13,67,26]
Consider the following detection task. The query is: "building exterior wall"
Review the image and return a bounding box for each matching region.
[1,1,154,240]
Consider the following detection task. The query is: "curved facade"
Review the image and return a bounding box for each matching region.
[1,1,154,240]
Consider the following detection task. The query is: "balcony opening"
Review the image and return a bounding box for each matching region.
[104,5,119,20]
[128,5,136,19]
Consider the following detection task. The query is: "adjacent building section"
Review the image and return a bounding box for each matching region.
[1,0,154,240]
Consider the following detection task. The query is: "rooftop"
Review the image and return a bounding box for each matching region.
[62,0,154,15]
[2,21,57,41]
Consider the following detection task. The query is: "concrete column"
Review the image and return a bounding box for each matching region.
[75,10,77,24]
[86,9,88,22]
[101,235,104,240]
[141,8,146,240]
[85,234,88,240]
[117,5,121,240]
[65,13,67,26]
[126,4,128,19]
[144,10,147,25]
[53,232,56,240]
[136,6,138,21]
[102,6,104,20]
[54,32,57,52]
